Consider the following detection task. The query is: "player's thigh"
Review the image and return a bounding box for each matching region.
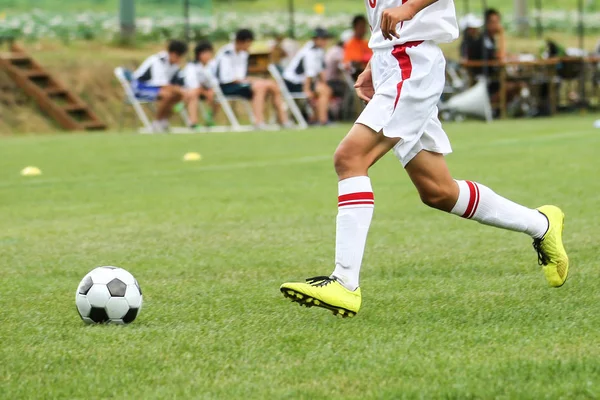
[335,123,399,172]
[404,150,457,205]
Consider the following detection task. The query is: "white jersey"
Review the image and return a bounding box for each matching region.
[283,41,326,85]
[132,51,181,86]
[212,43,249,84]
[366,0,458,49]
[181,62,214,89]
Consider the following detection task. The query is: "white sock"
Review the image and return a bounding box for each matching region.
[331,176,374,291]
[451,180,548,239]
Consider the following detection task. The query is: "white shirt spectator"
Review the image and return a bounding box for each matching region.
[133,51,180,86]
[212,43,248,84]
[283,40,326,85]
[181,62,215,89]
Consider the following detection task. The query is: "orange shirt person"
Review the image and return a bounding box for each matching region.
[344,15,372,66]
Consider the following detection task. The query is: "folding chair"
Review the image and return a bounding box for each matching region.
[267,64,308,129]
[114,67,193,134]
[202,72,255,132]
[114,67,154,133]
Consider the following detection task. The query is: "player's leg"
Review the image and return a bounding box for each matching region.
[280,123,399,316]
[315,81,332,125]
[154,86,183,131]
[184,88,200,127]
[405,149,568,287]
[250,80,268,125]
[264,79,289,125]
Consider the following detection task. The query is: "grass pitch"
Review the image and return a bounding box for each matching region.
[1,116,600,399]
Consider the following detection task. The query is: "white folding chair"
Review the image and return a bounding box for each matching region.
[267,64,308,129]
[204,72,255,131]
[114,66,194,134]
[114,67,154,133]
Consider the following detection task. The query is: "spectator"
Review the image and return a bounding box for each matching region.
[468,9,506,67]
[283,28,333,125]
[325,31,353,100]
[269,34,288,69]
[132,40,189,132]
[343,15,372,74]
[212,28,289,128]
[459,14,482,61]
[181,41,218,128]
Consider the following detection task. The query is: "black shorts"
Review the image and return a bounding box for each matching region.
[285,79,316,94]
[220,83,253,99]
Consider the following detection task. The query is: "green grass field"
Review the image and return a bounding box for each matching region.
[1,117,600,399]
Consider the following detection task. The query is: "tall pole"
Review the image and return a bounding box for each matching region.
[577,0,584,51]
[535,0,543,39]
[578,0,585,109]
[288,0,295,39]
[514,0,529,37]
[184,0,191,42]
[119,0,135,43]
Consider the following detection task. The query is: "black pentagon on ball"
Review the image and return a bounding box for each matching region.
[107,278,127,297]
[135,279,142,295]
[122,308,139,324]
[78,276,93,295]
[89,307,109,323]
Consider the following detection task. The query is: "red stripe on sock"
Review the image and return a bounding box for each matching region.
[338,192,374,203]
[467,182,481,219]
[338,200,375,208]
[461,181,477,218]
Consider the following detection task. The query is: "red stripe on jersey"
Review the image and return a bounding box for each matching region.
[391,41,423,110]
[339,200,375,208]
[369,0,376,8]
[468,182,481,219]
[338,192,374,203]
[462,181,477,219]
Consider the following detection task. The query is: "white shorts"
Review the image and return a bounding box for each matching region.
[356,40,452,167]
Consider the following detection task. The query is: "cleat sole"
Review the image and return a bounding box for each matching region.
[280,287,357,318]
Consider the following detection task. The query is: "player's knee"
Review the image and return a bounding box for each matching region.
[419,184,455,211]
[334,145,364,177]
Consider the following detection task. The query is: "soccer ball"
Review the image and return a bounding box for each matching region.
[75,266,143,324]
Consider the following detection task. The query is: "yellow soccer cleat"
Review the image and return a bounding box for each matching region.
[533,205,569,287]
[280,276,361,317]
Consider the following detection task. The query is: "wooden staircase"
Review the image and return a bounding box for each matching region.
[0,44,106,131]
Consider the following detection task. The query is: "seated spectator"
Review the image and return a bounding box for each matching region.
[132,40,190,132]
[181,41,218,128]
[467,8,506,75]
[325,32,352,100]
[459,14,482,61]
[269,34,288,70]
[344,15,372,78]
[213,28,289,129]
[283,28,333,125]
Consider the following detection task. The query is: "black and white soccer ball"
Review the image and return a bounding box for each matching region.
[75,266,143,325]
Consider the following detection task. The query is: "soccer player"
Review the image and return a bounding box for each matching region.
[280,0,569,317]
[132,40,189,132]
[181,41,218,128]
[213,29,289,128]
[283,28,333,126]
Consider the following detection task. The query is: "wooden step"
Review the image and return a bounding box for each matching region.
[45,87,66,96]
[25,70,48,78]
[62,104,87,112]
[81,121,107,130]
[0,45,106,131]
[1,53,30,62]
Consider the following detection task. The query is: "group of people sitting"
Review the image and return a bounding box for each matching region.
[132,27,349,131]
[131,13,375,132]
